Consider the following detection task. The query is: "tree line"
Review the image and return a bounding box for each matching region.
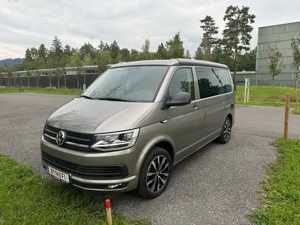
[0,5,260,90]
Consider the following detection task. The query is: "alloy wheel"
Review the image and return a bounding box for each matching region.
[224,119,231,141]
[146,155,170,193]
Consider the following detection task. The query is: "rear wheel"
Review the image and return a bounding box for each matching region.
[217,116,232,144]
[137,147,171,199]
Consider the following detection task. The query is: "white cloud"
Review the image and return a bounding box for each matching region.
[0,0,300,59]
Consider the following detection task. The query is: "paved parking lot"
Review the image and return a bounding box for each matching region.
[0,93,299,224]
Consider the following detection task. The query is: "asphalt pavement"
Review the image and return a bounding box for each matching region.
[1,93,299,224]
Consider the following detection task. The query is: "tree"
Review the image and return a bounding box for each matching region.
[110,40,120,62]
[97,50,112,75]
[223,5,255,91]
[184,50,191,59]
[34,58,44,87]
[46,57,55,87]
[194,45,205,60]
[24,48,33,64]
[64,44,72,56]
[120,48,130,61]
[98,40,104,53]
[83,53,93,66]
[70,49,84,89]
[38,44,47,59]
[79,43,96,59]
[291,33,300,97]
[52,36,63,67]
[267,43,285,97]
[166,32,185,58]
[26,69,31,88]
[7,68,13,87]
[55,68,63,88]
[61,55,70,88]
[200,16,219,60]
[156,43,169,59]
[130,49,139,61]
[140,39,153,60]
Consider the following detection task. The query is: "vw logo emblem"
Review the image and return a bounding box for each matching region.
[56,131,66,146]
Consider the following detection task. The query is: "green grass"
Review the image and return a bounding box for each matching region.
[236,86,300,110]
[236,86,298,103]
[0,154,150,225]
[251,138,300,224]
[0,86,82,95]
[291,106,300,114]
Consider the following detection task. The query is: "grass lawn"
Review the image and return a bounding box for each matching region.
[235,86,298,103]
[0,86,82,95]
[236,86,300,110]
[0,154,150,225]
[291,106,300,114]
[251,138,300,224]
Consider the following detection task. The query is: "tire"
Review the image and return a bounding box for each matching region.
[216,116,232,144]
[137,147,172,199]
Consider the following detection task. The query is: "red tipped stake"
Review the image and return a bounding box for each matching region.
[106,199,112,225]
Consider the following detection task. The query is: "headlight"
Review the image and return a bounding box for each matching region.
[90,128,139,151]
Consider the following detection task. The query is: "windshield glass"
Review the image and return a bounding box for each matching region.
[83,66,169,102]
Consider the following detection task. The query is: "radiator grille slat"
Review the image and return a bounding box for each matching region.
[42,151,128,178]
[43,125,97,152]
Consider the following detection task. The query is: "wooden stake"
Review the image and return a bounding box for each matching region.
[106,199,112,225]
[296,90,299,113]
[284,94,290,139]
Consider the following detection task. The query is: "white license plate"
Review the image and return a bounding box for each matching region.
[47,165,69,183]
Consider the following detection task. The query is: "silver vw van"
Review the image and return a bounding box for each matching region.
[41,59,235,199]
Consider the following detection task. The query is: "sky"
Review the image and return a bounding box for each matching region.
[0,0,299,60]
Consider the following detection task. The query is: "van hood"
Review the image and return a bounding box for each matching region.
[47,97,156,133]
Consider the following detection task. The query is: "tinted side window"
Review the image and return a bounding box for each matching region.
[196,68,232,99]
[195,68,221,98]
[214,69,232,93]
[168,68,195,101]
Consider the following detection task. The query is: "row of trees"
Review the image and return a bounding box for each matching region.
[0,32,194,88]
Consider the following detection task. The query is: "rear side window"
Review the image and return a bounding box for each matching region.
[214,69,232,94]
[168,68,195,101]
[195,68,232,99]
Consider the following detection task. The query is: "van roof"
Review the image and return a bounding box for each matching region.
[110,58,229,70]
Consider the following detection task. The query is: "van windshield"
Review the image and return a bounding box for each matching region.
[83,66,169,102]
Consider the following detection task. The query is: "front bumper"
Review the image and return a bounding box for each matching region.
[41,135,142,192]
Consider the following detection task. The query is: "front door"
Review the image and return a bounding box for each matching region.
[166,67,203,163]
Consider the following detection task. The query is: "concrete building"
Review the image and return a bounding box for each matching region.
[256,21,300,87]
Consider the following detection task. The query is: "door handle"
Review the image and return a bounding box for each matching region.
[193,104,199,109]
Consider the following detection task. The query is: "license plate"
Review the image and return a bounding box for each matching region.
[47,165,69,183]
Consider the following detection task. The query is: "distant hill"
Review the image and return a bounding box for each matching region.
[0,58,24,67]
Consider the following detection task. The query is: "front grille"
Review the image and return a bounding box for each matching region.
[43,125,98,152]
[42,151,129,179]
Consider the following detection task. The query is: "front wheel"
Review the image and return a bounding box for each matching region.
[137,147,172,199]
[217,116,232,144]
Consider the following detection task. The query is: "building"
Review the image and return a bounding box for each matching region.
[0,65,100,89]
[256,21,300,87]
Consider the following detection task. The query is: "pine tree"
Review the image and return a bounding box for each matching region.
[166,32,185,58]
[110,40,120,62]
[200,16,219,60]
[223,5,255,91]
[38,44,47,59]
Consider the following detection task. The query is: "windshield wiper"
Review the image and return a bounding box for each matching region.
[96,97,129,102]
[80,95,95,100]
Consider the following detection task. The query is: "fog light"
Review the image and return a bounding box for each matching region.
[108,183,122,189]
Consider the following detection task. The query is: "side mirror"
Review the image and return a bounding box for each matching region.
[167,92,191,107]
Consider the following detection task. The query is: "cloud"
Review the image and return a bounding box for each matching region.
[0,0,300,59]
